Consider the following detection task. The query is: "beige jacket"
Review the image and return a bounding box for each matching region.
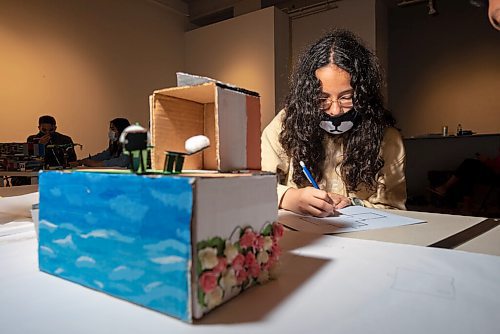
[261,110,407,210]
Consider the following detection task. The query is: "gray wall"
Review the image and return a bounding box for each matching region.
[185,7,289,130]
[388,0,500,138]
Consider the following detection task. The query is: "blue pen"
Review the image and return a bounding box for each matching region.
[299,160,319,189]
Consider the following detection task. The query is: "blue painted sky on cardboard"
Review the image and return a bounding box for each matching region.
[38,171,194,321]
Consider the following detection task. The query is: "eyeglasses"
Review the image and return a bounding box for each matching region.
[319,94,354,112]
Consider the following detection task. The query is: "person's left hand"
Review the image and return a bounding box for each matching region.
[327,192,351,210]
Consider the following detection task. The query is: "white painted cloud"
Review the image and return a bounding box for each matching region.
[94,280,104,289]
[53,234,75,249]
[144,281,163,293]
[39,220,57,232]
[76,256,96,268]
[150,256,185,265]
[40,246,55,256]
[112,265,127,272]
[150,189,192,212]
[77,256,95,263]
[59,223,82,234]
[144,239,189,255]
[80,229,134,243]
[108,195,149,222]
[109,265,144,281]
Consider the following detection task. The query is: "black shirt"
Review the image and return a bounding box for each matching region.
[27,132,77,167]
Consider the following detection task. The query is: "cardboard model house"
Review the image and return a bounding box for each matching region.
[38,170,279,322]
[149,73,261,172]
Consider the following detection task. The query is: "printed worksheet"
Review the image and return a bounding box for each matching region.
[278,206,425,234]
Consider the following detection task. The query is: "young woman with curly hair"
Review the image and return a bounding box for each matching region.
[261,29,406,217]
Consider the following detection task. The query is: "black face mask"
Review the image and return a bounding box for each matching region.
[319,110,359,135]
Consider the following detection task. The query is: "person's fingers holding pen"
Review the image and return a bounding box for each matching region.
[306,188,335,217]
[281,187,334,217]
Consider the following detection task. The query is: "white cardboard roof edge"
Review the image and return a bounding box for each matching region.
[176,72,247,93]
[153,83,216,104]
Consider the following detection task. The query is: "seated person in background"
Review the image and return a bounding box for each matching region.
[27,115,77,167]
[74,118,131,168]
[430,149,500,212]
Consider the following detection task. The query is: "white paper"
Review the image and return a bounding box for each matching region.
[0,218,35,241]
[279,206,425,234]
[0,192,39,218]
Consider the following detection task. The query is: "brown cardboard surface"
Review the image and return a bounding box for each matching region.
[151,95,205,170]
[154,83,215,104]
[203,103,217,170]
[246,95,261,170]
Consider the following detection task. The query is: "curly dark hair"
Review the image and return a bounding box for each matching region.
[280,29,396,193]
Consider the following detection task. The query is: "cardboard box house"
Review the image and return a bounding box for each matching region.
[38,170,280,322]
[150,73,261,172]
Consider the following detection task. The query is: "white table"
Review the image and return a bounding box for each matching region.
[1,192,499,333]
[0,226,499,334]
[456,221,500,256]
[280,209,493,250]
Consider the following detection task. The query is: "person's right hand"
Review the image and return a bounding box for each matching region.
[38,133,51,145]
[280,187,335,217]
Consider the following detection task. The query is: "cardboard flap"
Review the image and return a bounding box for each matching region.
[176,72,259,97]
[154,83,215,104]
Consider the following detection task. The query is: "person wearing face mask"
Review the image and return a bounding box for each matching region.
[261,29,406,217]
[27,115,77,167]
[73,118,131,168]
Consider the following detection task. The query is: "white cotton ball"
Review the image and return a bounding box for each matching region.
[119,124,149,145]
[185,135,210,154]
